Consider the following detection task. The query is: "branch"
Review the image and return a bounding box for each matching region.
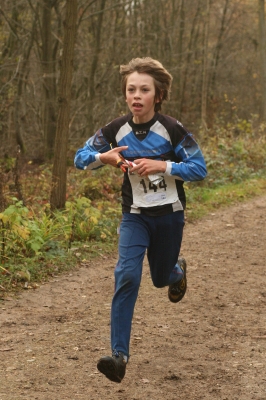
[77,0,98,28]
[0,6,34,36]
[0,6,19,40]
[80,0,136,22]
[0,56,21,95]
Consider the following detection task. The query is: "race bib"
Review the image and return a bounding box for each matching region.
[128,173,179,208]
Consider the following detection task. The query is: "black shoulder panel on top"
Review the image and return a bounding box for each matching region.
[156,114,190,148]
[101,113,132,147]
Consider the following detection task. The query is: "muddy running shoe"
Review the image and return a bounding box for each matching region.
[97,350,127,383]
[168,257,187,303]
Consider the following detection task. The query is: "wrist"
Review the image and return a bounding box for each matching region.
[97,153,105,165]
[160,161,167,173]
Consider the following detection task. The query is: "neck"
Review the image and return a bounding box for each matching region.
[132,113,155,124]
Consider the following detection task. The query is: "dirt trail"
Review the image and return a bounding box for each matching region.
[1,195,266,400]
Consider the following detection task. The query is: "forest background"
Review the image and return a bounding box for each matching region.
[0,0,266,293]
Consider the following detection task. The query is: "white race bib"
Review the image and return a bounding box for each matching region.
[128,173,179,208]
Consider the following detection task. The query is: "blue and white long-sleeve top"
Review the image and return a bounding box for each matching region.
[74,113,207,216]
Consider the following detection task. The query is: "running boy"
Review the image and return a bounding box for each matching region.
[74,57,207,383]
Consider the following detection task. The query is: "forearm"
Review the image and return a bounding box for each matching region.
[74,139,128,171]
[166,134,207,181]
[167,155,207,181]
[74,130,111,170]
[74,145,105,170]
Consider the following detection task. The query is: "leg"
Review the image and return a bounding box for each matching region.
[111,213,150,357]
[97,214,150,382]
[147,211,185,288]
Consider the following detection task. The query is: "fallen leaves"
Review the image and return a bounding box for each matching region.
[0,347,14,352]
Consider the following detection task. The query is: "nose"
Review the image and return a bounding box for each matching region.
[134,90,141,99]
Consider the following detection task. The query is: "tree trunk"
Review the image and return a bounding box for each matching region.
[258,0,266,120]
[86,0,106,136]
[207,0,229,126]
[201,0,210,131]
[50,0,78,211]
[179,2,201,120]
[14,9,37,154]
[176,0,185,119]
[42,0,57,159]
[210,0,229,97]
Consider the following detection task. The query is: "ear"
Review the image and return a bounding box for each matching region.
[155,95,162,104]
[155,90,163,103]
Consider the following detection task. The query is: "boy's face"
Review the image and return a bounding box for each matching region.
[125,72,159,124]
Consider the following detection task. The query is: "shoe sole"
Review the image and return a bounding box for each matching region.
[97,359,122,383]
[168,258,187,303]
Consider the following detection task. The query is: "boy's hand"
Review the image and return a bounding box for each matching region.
[99,146,128,168]
[130,158,166,176]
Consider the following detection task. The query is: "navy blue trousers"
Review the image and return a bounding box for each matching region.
[111,211,185,357]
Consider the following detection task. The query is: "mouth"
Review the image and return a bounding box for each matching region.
[132,103,143,109]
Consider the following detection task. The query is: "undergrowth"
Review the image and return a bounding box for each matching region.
[0,116,265,295]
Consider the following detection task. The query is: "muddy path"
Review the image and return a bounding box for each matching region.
[1,195,266,400]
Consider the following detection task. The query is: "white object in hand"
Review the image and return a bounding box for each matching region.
[124,160,163,185]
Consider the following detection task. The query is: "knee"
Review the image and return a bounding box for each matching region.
[152,281,167,289]
[114,268,141,291]
[151,272,169,288]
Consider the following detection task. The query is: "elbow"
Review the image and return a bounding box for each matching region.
[198,165,207,180]
[74,155,86,170]
[188,164,207,181]
[74,163,85,170]
[195,165,207,181]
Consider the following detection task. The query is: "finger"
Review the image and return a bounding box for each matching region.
[116,146,128,153]
[130,164,142,173]
[133,159,142,165]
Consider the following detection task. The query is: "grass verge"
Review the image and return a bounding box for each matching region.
[185,178,266,220]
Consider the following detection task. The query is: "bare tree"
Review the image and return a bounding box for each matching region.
[201,0,210,131]
[210,0,229,96]
[258,0,266,120]
[176,0,185,119]
[179,2,201,121]
[14,6,39,154]
[41,0,58,158]
[86,0,106,136]
[50,0,77,210]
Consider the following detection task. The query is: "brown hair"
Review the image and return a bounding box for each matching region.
[120,57,173,112]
